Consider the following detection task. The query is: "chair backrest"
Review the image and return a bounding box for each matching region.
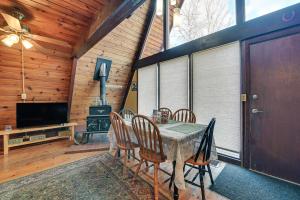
[131,115,165,161]
[119,108,135,119]
[110,112,133,150]
[159,107,173,119]
[172,109,196,123]
[194,118,216,162]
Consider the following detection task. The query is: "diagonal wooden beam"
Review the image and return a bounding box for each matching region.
[74,0,147,58]
[120,0,157,110]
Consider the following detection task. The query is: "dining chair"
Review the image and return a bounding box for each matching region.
[119,108,135,119]
[119,108,136,159]
[172,109,196,123]
[179,118,216,200]
[109,112,139,176]
[132,115,167,200]
[159,107,173,119]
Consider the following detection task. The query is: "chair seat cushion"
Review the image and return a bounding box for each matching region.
[185,152,210,166]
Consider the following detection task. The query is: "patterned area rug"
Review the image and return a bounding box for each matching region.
[0,153,167,200]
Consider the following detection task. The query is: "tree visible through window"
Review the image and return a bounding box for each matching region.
[170,0,236,48]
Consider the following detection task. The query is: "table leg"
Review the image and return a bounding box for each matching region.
[172,161,179,200]
[70,126,75,142]
[3,135,9,155]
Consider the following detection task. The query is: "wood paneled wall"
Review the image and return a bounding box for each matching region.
[70,1,150,126]
[142,15,164,58]
[0,0,179,131]
[0,45,72,130]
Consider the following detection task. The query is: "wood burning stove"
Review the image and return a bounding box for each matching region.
[85,58,112,143]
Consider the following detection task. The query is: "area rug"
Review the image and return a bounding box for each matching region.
[0,153,167,200]
[210,164,300,200]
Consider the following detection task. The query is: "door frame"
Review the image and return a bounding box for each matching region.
[241,25,300,168]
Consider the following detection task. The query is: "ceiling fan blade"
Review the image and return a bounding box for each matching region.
[0,35,6,40]
[0,27,11,33]
[1,12,22,31]
[28,39,71,58]
[24,34,72,48]
[0,27,7,33]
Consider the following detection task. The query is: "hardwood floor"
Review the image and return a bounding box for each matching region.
[0,140,228,200]
[0,139,107,184]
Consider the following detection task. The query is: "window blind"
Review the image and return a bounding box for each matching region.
[160,56,189,112]
[193,42,241,157]
[138,64,158,116]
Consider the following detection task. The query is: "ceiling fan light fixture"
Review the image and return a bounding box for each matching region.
[1,36,14,47]
[22,39,33,49]
[8,34,20,44]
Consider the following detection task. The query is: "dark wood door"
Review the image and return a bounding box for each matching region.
[245,28,300,184]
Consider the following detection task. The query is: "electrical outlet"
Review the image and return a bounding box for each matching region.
[21,93,27,100]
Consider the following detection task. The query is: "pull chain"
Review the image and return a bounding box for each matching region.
[21,41,26,102]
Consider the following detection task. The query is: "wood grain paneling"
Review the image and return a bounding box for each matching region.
[0,0,169,132]
[70,1,151,126]
[0,0,122,144]
[0,44,72,130]
[0,0,110,46]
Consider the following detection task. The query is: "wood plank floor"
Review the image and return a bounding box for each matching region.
[0,140,228,200]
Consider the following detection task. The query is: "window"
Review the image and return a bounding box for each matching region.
[138,65,158,115]
[160,56,189,111]
[170,0,236,48]
[193,42,241,158]
[246,0,300,21]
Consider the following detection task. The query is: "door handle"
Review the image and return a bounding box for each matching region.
[252,108,263,114]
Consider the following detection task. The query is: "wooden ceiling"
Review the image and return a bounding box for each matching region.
[0,0,121,53]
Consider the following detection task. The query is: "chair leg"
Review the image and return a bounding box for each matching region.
[169,161,176,189]
[86,133,90,143]
[135,158,144,179]
[207,164,214,185]
[113,148,119,163]
[132,148,136,160]
[145,161,149,172]
[154,163,159,200]
[123,149,128,176]
[198,167,206,200]
[169,170,175,189]
[128,149,131,159]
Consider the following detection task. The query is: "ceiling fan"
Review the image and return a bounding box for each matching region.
[0,7,71,51]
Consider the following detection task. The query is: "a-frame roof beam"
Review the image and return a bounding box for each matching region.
[120,0,157,110]
[74,0,147,58]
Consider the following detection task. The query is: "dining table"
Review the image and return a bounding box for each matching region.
[109,117,218,199]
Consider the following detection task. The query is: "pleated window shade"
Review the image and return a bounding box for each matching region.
[193,42,241,157]
[138,64,158,116]
[160,56,189,112]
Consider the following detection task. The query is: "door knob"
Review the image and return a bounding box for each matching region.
[252,108,263,114]
[252,94,258,100]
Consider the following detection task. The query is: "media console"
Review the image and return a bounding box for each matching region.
[0,122,77,155]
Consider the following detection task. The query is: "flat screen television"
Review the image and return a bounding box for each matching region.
[17,103,68,128]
